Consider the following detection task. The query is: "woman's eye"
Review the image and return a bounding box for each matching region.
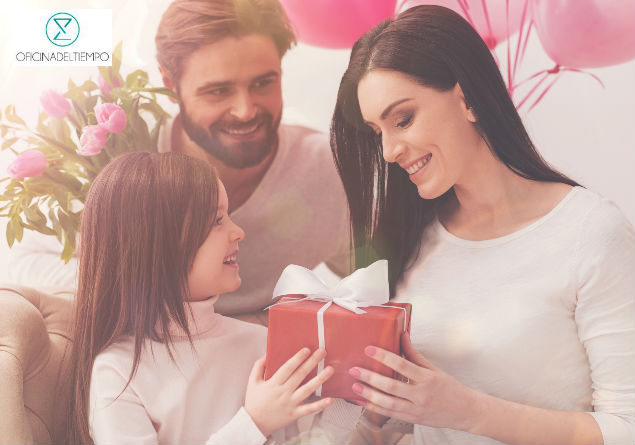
[396,114,413,128]
[214,217,224,226]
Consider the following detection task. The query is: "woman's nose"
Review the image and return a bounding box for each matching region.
[381,134,407,164]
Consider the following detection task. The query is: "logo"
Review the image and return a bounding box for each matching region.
[45,12,80,47]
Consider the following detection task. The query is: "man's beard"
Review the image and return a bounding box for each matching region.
[180,104,281,169]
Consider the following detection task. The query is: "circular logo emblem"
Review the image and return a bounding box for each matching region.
[45,12,80,47]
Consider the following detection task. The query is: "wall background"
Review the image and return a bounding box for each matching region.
[1,0,633,228]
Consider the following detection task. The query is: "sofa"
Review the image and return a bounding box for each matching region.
[0,285,74,444]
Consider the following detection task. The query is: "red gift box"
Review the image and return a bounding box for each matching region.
[265,295,412,400]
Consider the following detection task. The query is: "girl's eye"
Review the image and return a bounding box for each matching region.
[214,216,224,226]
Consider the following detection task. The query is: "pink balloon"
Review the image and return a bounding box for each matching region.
[532,0,635,68]
[400,0,531,48]
[280,0,398,48]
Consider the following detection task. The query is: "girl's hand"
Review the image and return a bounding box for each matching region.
[348,333,482,433]
[245,348,334,437]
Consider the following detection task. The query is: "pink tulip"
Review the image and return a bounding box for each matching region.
[40,90,71,119]
[7,150,48,179]
[97,73,121,97]
[79,125,108,156]
[94,103,127,134]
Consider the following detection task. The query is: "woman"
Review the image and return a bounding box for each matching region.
[331,5,634,445]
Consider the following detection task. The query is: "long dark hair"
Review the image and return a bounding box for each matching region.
[330,5,578,296]
[66,152,220,444]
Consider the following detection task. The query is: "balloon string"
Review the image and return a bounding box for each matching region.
[528,73,562,111]
[456,0,476,30]
[517,20,534,80]
[516,70,551,110]
[561,67,605,88]
[516,65,605,110]
[506,0,511,93]
[481,0,494,47]
[395,0,410,14]
[511,0,531,89]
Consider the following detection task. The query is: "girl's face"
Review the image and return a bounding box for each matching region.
[188,180,245,300]
[357,69,483,199]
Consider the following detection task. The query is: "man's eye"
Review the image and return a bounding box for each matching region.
[253,79,275,89]
[208,88,229,96]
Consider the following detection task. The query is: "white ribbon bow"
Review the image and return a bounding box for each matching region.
[272,259,389,313]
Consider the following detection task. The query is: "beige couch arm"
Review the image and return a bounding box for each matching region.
[0,285,74,444]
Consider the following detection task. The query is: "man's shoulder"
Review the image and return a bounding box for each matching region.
[279,123,329,152]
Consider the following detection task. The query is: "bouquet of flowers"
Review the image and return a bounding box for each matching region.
[0,43,174,261]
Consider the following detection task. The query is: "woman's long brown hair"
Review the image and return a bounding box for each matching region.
[66,152,220,443]
[331,6,579,296]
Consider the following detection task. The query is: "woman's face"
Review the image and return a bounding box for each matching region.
[187,180,245,300]
[357,69,483,199]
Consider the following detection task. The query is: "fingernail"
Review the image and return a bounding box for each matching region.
[365,346,376,356]
[352,383,364,394]
[302,347,310,354]
[348,367,361,378]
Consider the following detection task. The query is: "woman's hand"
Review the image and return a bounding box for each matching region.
[245,348,334,437]
[348,333,482,433]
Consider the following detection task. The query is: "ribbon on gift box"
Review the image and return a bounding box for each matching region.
[271,259,406,396]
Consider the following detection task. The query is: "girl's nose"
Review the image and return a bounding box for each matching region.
[231,219,245,242]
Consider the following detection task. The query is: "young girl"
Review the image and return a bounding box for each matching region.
[66,152,358,444]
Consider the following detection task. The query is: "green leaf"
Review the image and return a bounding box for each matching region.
[45,170,83,194]
[50,117,71,142]
[61,231,75,263]
[112,41,123,77]
[1,137,19,151]
[125,69,149,89]
[86,95,99,113]
[24,205,46,225]
[80,79,98,91]
[22,220,56,236]
[49,208,63,243]
[150,115,166,150]
[6,219,15,247]
[71,99,88,126]
[53,186,71,211]
[6,106,26,126]
[98,66,112,85]
[12,216,24,242]
[57,209,77,234]
[131,87,176,98]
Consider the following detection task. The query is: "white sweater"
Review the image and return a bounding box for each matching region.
[89,297,361,444]
[394,187,634,444]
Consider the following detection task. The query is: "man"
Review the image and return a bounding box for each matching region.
[0,0,349,321]
[154,0,349,317]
